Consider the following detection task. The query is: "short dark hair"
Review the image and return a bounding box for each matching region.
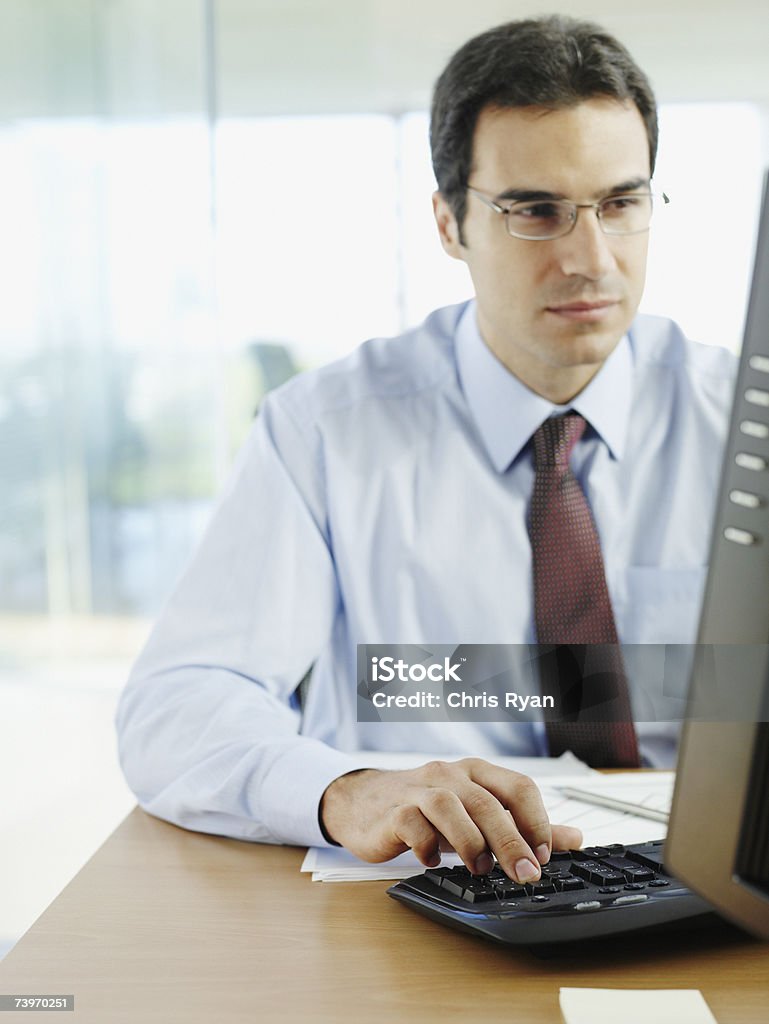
[430,15,658,236]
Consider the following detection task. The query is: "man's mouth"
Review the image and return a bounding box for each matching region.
[545,300,619,323]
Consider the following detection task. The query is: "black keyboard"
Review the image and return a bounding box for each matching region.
[387,841,715,946]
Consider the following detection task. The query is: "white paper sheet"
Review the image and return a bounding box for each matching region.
[557,772,674,818]
[559,988,719,1024]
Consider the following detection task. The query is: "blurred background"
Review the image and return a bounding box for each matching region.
[1,0,768,956]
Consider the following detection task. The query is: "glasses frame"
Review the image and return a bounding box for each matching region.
[465,185,670,241]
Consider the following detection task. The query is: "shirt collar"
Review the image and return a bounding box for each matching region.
[455,300,633,473]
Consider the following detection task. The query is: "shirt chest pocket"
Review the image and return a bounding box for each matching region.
[617,566,708,644]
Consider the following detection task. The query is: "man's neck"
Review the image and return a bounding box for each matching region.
[482,336,605,405]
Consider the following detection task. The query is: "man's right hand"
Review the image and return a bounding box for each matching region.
[319,757,583,883]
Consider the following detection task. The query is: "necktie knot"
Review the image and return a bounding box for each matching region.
[531,412,586,470]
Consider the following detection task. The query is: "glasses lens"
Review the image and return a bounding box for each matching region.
[598,193,654,235]
[505,200,575,239]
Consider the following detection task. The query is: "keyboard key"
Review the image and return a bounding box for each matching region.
[461,880,498,904]
[571,861,625,885]
[441,878,466,898]
[525,881,557,896]
[599,872,627,886]
[570,859,604,877]
[493,881,525,898]
[626,848,667,873]
[601,856,655,882]
[580,846,612,859]
[424,868,454,887]
[491,875,522,890]
[557,877,586,892]
[626,869,654,883]
[600,855,642,871]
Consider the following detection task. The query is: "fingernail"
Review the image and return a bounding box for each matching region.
[473,853,494,876]
[515,858,540,883]
[535,843,550,865]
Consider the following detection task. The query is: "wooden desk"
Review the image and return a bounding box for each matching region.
[0,807,766,1023]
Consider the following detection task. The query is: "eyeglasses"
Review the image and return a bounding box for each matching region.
[465,186,669,241]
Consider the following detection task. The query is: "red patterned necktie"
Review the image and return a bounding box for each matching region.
[528,412,640,768]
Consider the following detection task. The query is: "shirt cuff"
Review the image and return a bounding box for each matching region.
[256,738,379,848]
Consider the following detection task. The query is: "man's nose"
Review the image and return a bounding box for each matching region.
[555,208,617,280]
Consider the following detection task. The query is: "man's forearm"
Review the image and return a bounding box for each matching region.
[117,666,373,846]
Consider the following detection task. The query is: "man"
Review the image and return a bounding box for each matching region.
[116,16,735,886]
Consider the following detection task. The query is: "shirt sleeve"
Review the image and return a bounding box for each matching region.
[115,392,372,847]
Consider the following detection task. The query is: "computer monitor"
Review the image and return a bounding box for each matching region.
[666,171,769,939]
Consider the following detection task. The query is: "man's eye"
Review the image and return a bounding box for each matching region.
[602,195,643,215]
[512,202,564,221]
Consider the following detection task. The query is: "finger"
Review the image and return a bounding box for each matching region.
[412,786,494,876]
[461,759,554,865]
[552,824,583,851]
[453,779,543,883]
[389,804,443,867]
[415,761,543,882]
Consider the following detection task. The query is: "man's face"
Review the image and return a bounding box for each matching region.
[434,98,652,402]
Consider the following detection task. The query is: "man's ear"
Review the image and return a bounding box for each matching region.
[432,191,465,260]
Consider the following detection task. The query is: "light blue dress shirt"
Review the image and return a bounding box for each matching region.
[116,301,736,848]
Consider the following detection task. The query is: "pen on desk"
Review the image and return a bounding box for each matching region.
[557,786,670,824]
